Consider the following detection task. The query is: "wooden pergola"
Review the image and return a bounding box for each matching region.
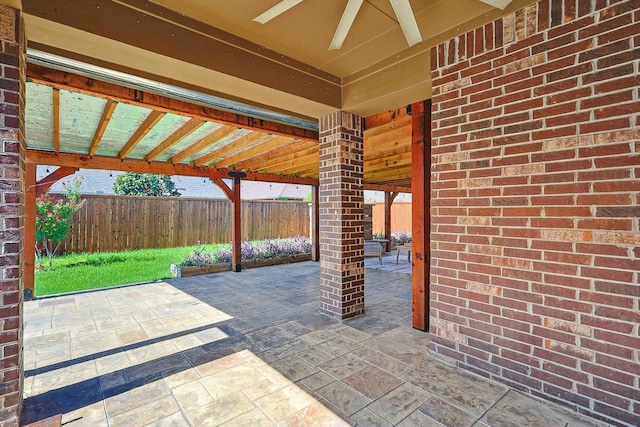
[24,62,425,325]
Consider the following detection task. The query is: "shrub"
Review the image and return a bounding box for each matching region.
[36,179,84,268]
[113,172,181,197]
[181,236,311,266]
[391,231,412,246]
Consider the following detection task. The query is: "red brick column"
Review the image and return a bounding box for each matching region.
[430,1,639,426]
[319,111,365,320]
[0,3,25,426]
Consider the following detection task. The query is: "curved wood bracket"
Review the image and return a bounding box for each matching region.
[36,166,79,196]
[210,178,233,201]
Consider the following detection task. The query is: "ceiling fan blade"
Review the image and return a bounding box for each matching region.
[390,0,423,47]
[478,0,513,10]
[253,0,304,24]
[329,0,364,50]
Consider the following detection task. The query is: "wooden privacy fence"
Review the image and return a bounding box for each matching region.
[62,194,310,253]
[371,202,412,235]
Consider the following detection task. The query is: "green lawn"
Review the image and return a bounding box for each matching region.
[34,246,207,297]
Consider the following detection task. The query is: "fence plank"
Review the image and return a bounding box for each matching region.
[60,195,311,253]
[371,202,412,235]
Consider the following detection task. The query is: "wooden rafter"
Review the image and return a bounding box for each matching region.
[89,100,118,156]
[145,118,205,162]
[170,125,239,165]
[365,152,412,168]
[265,152,319,175]
[215,136,295,168]
[237,142,317,171]
[364,107,410,129]
[118,110,165,159]
[365,165,412,180]
[52,88,60,153]
[26,150,318,186]
[27,64,319,142]
[193,129,261,167]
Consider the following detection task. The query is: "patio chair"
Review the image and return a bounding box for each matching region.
[364,241,384,264]
[396,244,411,264]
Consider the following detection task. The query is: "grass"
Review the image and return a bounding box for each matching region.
[34,245,212,297]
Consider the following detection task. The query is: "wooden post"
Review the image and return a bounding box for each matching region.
[228,171,246,272]
[384,191,398,252]
[411,100,431,331]
[311,185,319,261]
[24,163,37,299]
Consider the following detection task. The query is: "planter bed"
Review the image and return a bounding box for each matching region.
[172,253,311,278]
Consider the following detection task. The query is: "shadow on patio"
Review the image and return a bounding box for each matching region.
[22,262,605,426]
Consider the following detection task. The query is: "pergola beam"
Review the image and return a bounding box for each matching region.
[26,150,318,186]
[364,183,410,193]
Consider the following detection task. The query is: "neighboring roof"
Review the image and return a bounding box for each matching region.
[38,167,312,200]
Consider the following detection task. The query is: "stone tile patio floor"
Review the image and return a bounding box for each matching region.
[22,261,609,426]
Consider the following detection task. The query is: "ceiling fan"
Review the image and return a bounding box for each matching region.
[254,0,514,50]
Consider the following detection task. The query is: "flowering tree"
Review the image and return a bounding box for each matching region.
[35,178,84,268]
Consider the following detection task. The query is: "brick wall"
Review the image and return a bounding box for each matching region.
[430,1,639,425]
[0,4,25,426]
[319,111,365,320]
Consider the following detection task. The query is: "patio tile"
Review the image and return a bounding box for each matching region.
[94,352,131,376]
[259,339,311,363]
[280,401,351,427]
[351,407,394,427]
[298,371,336,392]
[31,359,98,395]
[342,365,403,400]
[117,328,148,345]
[403,358,508,417]
[104,379,170,418]
[482,390,580,427]
[368,383,431,424]
[396,411,444,427]
[23,263,610,427]
[108,394,181,427]
[199,363,267,399]
[315,335,361,358]
[195,352,245,377]
[220,407,276,426]
[99,371,127,393]
[270,355,318,382]
[144,411,191,426]
[185,390,254,426]
[298,328,340,346]
[315,381,371,416]
[243,378,282,400]
[295,346,334,366]
[171,379,214,412]
[318,353,369,380]
[356,348,411,376]
[418,396,477,427]
[254,384,316,422]
[60,401,109,427]
[162,367,201,389]
[21,377,104,425]
[363,337,427,366]
[125,353,192,384]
